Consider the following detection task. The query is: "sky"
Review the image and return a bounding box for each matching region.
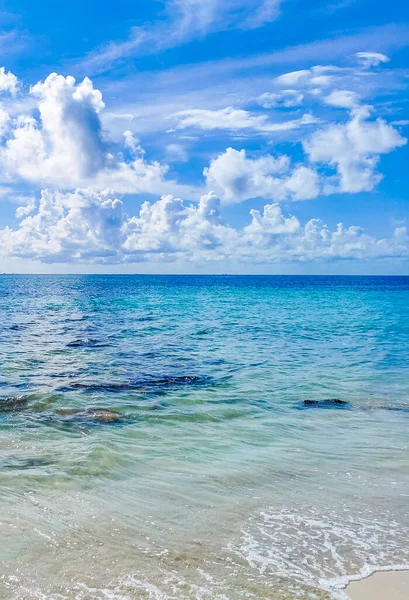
[0,0,408,274]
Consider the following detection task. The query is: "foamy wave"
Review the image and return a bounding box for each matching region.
[231,506,409,598]
[1,570,233,600]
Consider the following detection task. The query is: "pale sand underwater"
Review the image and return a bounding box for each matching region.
[347,570,409,599]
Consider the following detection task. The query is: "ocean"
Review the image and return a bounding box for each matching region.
[1,275,409,599]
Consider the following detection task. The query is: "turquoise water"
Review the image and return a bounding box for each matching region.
[1,275,409,599]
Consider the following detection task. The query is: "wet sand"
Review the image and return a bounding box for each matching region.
[347,571,409,599]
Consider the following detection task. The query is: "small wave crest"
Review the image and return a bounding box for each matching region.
[231,506,409,598]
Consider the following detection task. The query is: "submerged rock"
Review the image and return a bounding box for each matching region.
[66,338,110,348]
[1,456,53,470]
[0,395,58,414]
[149,375,201,385]
[373,405,409,414]
[87,409,124,423]
[69,382,143,392]
[55,408,83,416]
[0,396,132,429]
[0,396,29,412]
[55,407,125,424]
[302,399,349,408]
[63,375,202,393]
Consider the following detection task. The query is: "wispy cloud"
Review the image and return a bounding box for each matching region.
[356,51,390,67]
[98,23,409,114]
[173,107,318,133]
[79,0,283,75]
[0,29,31,59]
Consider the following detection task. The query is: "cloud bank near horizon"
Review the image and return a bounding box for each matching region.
[1,187,408,265]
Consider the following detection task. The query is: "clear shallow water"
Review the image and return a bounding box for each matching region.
[0,275,409,599]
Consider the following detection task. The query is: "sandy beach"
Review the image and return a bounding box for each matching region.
[347,571,409,599]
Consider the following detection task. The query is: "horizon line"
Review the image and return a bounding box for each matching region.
[1,273,409,277]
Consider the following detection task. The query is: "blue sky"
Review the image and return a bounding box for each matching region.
[0,0,408,273]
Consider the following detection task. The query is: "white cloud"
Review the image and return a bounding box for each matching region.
[274,69,309,86]
[0,73,195,197]
[283,166,321,200]
[0,69,405,209]
[203,106,407,204]
[324,89,360,108]
[257,90,304,108]
[1,187,407,264]
[123,130,145,156]
[245,203,300,236]
[0,105,10,136]
[305,106,407,193]
[174,106,317,133]
[391,120,409,126]
[0,67,19,95]
[123,191,230,257]
[356,51,390,68]
[204,147,320,203]
[15,203,35,218]
[2,188,126,262]
[274,65,342,87]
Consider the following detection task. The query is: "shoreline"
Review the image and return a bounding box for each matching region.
[323,566,409,599]
[346,569,409,599]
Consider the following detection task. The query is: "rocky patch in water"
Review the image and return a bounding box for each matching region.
[0,395,134,428]
[0,396,31,412]
[59,375,203,393]
[66,338,111,348]
[55,407,125,423]
[301,399,350,409]
[0,395,59,413]
[68,382,144,392]
[301,399,409,413]
[367,404,409,413]
[40,408,137,431]
[0,456,54,470]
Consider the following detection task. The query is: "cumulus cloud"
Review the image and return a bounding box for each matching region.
[0,105,10,136]
[123,191,230,256]
[0,66,19,138]
[202,106,407,203]
[1,187,407,264]
[15,203,35,218]
[0,73,194,197]
[174,106,317,133]
[245,203,300,236]
[356,52,390,68]
[0,67,19,95]
[2,188,126,262]
[305,106,407,193]
[204,147,320,203]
